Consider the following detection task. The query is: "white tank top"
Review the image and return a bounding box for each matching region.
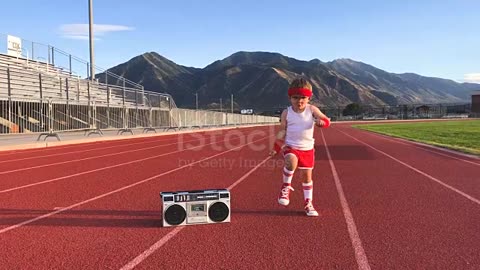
[285,105,315,150]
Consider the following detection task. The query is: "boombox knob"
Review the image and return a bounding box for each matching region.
[208,202,229,222]
[164,204,187,225]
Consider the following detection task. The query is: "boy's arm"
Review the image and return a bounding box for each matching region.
[310,105,331,128]
[269,109,287,156]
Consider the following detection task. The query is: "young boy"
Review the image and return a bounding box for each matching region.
[269,78,330,217]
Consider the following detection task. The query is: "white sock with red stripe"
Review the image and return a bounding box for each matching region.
[302,182,313,202]
[283,167,294,184]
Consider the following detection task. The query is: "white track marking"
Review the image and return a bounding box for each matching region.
[0,135,161,157]
[338,129,480,205]
[120,156,272,270]
[0,136,220,176]
[0,137,180,164]
[0,136,271,235]
[320,130,371,270]
[0,135,241,194]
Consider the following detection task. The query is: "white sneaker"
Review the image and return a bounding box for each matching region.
[304,199,319,217]
[278,184,294,206]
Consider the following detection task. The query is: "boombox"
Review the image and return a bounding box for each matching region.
[160,189,230,227]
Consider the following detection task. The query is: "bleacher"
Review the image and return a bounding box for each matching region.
[0,53,147,107]
[0,50,177,135]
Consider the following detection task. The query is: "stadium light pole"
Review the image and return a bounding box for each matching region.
[194,92,198,110]
[88,0,95,81]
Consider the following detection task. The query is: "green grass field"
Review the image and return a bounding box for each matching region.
[353,120,480,155]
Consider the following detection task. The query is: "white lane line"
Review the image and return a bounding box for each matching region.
[338,129,480,205]
[120,156,272,270]
[0,136,218,176]
[0,135,238,194]
[320,130,371,270]
[0,136,271,235]
[354,128,480,166]
[0,136,180,164]
[0,134,170,157]
[120,226,184,270]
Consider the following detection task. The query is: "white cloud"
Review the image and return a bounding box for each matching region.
[59,24,134,40]
[63,35,89,40]
[464,73,480,83]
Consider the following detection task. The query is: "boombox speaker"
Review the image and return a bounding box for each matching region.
[160,189,230,227]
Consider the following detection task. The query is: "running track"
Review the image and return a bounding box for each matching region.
[0,124,479,269]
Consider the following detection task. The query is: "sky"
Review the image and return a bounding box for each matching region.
[0,0,479,83]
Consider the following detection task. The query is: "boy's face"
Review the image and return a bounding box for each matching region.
[290,95,310,110]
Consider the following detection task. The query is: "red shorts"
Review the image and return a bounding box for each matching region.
[283,147,315,169]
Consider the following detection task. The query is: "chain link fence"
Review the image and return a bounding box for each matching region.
[321,103,473,121]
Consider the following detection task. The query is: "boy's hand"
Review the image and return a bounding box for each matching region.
[269,149,278,157]
[316,117,331,128]
[269,139,284,156]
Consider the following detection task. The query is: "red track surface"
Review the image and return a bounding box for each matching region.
[0,124,479,269]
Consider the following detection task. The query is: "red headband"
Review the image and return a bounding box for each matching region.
[288,88,312,97]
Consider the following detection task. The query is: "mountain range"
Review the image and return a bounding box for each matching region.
[97,51,479,111]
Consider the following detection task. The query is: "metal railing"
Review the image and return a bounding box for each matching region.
[0,95,279,135]
[0,33,143,89]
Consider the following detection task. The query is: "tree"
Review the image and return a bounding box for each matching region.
[343,103,363,116]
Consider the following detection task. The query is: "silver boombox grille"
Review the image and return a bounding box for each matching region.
[160,189,231,227]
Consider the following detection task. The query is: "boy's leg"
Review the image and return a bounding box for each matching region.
[299,169,318,216]
[278,153,297,206]
[283,153,297,183]
[301,169,313,200]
